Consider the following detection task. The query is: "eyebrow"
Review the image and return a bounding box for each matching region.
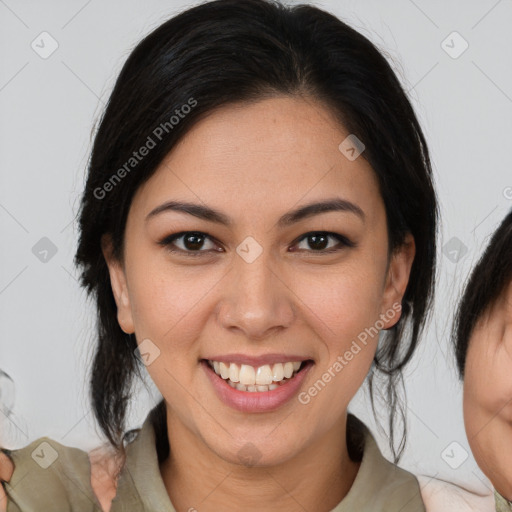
[146,197,365,227]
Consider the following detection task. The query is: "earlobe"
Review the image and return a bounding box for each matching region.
[381,234,416,329]
[101,234,135,334]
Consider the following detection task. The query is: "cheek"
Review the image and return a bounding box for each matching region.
[292,264,384,384]
[290,269,383,423]
[305,280,379,335]
[125,258,223,409]
[296,260,384,336]
[464,337,512,424]
[496,360,512,424]
[463,342,492,429]
[490,355,512,424]
[127,255,218,342]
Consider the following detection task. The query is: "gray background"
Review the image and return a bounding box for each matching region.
[1,0,511,496]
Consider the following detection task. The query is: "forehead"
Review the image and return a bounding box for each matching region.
[132,96,382,223]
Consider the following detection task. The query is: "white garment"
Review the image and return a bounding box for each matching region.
[418,475,495,512]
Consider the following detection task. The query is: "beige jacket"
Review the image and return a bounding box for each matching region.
[1,413,425,511]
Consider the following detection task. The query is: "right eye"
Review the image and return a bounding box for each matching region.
[158,231,223,257]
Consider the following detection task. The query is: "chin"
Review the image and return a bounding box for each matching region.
[211,436,301,468]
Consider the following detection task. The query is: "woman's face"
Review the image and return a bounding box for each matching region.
[464,279,512,499]
[103,96,414,467]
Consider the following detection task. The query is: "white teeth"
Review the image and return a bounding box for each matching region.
[283,362,294,378]
[219,362,230,379]
[239,364,256,386]
[208,359,305,392]
[232,382,280,392]
[272,363,284,381]
[255,365,273,385]
[228,363,240,383]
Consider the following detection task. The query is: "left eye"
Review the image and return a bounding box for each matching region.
[159,230,354,257]
[292,232,354,252]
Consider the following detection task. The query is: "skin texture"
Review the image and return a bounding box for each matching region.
[464,279,512,501]
[0,95,415,512]
[88,446,123,512]
[0,452,12,512]
[102,95,415,512]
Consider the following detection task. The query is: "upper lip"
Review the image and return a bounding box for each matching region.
[202,353,313,367]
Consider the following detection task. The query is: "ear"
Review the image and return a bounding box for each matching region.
[101,234,135,334]
[380,233,416,329]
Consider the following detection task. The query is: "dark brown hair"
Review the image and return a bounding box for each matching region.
[453,209,512,378]
[74,0,438,463]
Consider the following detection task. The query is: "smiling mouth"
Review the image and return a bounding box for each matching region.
[204,359,312,392]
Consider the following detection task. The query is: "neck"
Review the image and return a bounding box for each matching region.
[159,410,361,512]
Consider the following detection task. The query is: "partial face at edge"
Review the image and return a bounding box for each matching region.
[102,95,415,467]
[464,279,512,499]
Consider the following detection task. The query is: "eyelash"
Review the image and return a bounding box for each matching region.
[158,231,356,257]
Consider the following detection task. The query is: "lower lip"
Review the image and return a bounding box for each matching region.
[201,360,313,413]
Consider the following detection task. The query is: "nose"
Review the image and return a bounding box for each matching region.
[216,250,295,341]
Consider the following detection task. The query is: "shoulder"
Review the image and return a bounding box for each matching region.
[365,449,426,511]
[344,416,427,511]
[417,475,495,512]
[0,436,115,512]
